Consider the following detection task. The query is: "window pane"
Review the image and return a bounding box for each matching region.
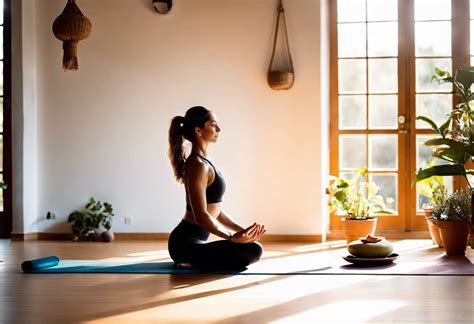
[0,62,3,96]
[415,0,451,21]
[369,174,398,213]
[369,135,397,170]
[416,135,451,169]
[0,135,3,172]
[368,58,398,93]
[368,22,398,57]
[368,95,398,129]
[416,94,452,129]
[415,22,451,56]
[0,27,3,60]
[471,23,474,55]
[337,0,366,22]
[416,58,452,92]
[339,95,367,129]
[0,98,3,133]
[338,23,366,57]
[340,135,367,170]
[339,172,366,182]
[367,0,398,21]
[472,0,474,19]
[339,59,367,94]
[0,1,3,25]
[0,173,3,212]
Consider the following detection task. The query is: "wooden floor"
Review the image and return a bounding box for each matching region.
[1,239,473,323]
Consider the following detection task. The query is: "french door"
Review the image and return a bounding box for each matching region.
[329,0,470,232]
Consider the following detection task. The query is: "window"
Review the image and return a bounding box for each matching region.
[330,0,469,232]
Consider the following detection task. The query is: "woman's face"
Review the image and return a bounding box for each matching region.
[197,113,221,143]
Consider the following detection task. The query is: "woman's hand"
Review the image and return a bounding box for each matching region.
[230,223,266,243]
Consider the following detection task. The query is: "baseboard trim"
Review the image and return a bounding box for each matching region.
[9,232,324,243]
[260,234,324,243]
[327,230,431,240]
[11,233,39,241]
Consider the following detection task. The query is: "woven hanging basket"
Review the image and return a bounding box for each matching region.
[267,1,294,90]
[52,0,92,70]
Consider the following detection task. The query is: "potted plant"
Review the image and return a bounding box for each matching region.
[68,197,115,242]
[417,164,445,247]
[431,189,471,255]
[414,65,474,251]
[327,168,394,243]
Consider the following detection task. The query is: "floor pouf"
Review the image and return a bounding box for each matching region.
[348,239,394,258]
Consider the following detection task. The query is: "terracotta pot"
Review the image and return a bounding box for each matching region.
[423,208,443,247]
[101,230,114,242]
[341,217,377,243]
[435,220,470,255]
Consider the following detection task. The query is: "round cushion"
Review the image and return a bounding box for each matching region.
[347,240,394,258]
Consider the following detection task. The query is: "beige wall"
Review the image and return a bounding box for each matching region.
[13,0,329,235]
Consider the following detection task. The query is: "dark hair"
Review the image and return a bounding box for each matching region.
[168,106,211,182]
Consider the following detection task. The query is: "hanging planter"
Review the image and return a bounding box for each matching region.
[52,0,92,70]
[267,0,294,90]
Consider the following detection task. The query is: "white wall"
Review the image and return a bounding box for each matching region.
[12,0,38,234]
[14,0,329,235]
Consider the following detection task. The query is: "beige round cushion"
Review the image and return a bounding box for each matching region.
[348,240,394,258]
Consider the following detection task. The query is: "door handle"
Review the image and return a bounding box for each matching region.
[398,115,409,133]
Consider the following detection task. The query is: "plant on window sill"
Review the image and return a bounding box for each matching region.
[327,167,394,220]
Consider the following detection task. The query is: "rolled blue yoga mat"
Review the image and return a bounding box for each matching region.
[21,256,60,273]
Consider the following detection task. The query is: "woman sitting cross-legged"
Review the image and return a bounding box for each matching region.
[167,106,266,270]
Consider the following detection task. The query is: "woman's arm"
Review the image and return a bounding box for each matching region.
[186,159,233,240]
[217,210,245,232]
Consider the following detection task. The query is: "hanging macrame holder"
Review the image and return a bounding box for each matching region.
[267,0,294,90]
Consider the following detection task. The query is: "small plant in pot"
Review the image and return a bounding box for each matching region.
[430,189,471,255]
[417,166,446,247]
[327,168,394,243]
[68,197,115,242]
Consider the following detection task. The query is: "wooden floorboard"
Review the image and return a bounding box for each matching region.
[1,239,473,323]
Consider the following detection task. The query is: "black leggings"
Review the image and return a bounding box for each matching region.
[168,219,263,270]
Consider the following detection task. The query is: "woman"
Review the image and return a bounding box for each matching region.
[167,106,266,270]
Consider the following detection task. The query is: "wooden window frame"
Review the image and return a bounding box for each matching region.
[329,0,470,232]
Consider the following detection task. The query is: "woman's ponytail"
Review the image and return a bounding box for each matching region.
[168,116,186,183]
[167,106,211,183]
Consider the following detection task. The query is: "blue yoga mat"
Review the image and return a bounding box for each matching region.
[20,256,474,276]
[21,256,60,273]
[21,257,332,275]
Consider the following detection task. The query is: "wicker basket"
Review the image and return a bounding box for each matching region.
[52,0,92,70]
[268,71,294,90]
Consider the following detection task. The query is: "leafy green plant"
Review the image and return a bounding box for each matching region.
[417,161,446,208]
[414,66,474,190]
[414,66,474,247]
[327,168,394,220]
[432,189,471,222]
[67,197,114,241]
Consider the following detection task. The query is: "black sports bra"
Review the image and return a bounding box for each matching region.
[185,153,226,212]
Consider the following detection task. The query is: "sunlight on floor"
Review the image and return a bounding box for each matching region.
[273,299,406,323]
[93,275,374,322]
[98,250,172,262]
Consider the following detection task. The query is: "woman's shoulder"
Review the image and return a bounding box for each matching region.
[185,154,212,174]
